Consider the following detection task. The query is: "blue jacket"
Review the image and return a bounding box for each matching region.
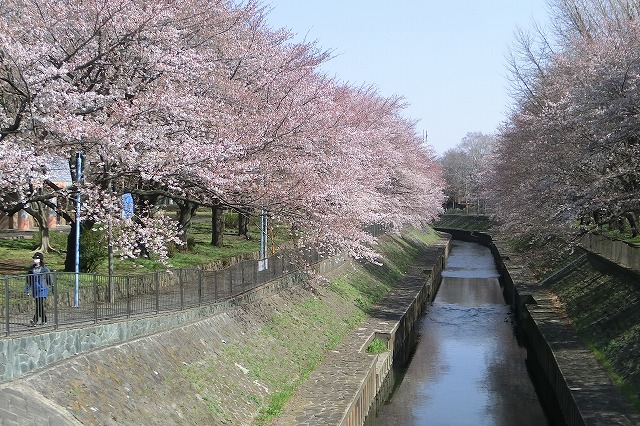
[26,265,51,298]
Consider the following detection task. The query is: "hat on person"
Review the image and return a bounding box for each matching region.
[32,252,44,261]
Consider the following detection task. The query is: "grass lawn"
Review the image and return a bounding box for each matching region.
[0,208,287,276]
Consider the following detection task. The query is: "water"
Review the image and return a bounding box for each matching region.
[374,241,549,425]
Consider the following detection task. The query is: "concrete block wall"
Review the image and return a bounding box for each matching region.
[519,305,584,426]
[580,233,640,272]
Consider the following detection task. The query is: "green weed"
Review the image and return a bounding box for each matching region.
[366,337,388,354]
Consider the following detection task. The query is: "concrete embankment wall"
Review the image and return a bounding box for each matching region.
[580,233,640,273]
[0,263,331,384]
[513,254,640,426]
[437,227,640,426]
[0,252,348,384]
[0,254,350,425]
[0,257,343,381]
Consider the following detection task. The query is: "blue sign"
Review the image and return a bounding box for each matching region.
[122,193,134,219]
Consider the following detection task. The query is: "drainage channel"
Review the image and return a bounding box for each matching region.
[372,240,554,425]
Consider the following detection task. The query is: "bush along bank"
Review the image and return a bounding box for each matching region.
[12,227,441,425]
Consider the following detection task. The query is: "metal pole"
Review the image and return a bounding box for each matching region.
[179,270,184,310]
[74,152,82,308]
[198,269,202,306]
[259,209,265,270]
[259,209,268,271]
[126,275,131,318]
[254,258,258,286]
[155,271,159,314]
[214,270,218,301]
[93,273,98,324]
[52,273,58,329]
[4,277,9,336]
[108,215,114,303]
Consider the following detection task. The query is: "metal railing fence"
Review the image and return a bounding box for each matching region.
[2,248,323,337]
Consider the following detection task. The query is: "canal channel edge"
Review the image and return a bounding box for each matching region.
[438,227,640,426]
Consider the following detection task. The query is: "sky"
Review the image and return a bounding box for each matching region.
[263,1,551,156]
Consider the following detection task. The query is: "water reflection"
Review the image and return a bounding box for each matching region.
[374,241,548,426]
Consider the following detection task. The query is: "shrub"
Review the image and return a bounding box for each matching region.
[80,229,108,272]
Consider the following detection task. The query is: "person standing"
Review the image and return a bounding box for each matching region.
[26,252,52,326]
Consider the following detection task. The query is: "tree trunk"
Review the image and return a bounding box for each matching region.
[211,204,224,247]
[39,222,51,253]
[175,199,199,244]
[238,211,249,239]
[625,212,639,237]
[32,202,50,253]
[26,201,56,253]
[64,223,77,272]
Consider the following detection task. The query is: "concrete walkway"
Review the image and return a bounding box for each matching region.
[527,287,640,425]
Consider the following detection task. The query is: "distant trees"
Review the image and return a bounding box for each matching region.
[440,132,495,213]
[0,0,445,268]
[490,0,640,248]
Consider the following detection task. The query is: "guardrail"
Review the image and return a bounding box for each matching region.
[2,249,322,337]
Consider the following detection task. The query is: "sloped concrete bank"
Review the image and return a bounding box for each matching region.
[438,227,640,426]
[0,254,349,425]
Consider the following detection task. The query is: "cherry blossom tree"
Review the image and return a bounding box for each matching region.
[0,0,262,266]
[440,132,495,213]
[491,0,640,255]
[0,0,445,268]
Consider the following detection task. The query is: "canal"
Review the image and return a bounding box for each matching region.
[373,240,551,425]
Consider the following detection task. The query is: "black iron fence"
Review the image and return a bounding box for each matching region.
[2,249,322,337]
